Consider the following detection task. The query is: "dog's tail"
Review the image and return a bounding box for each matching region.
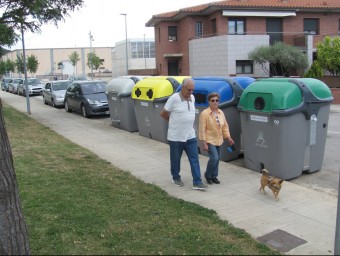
[262,169,269,176]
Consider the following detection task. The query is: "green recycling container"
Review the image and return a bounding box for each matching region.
[238,78,333,180]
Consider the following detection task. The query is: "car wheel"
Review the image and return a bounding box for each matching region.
[81,104,88,118]
[52,99,56,108]
[65,101,72,112]
[43,96,48,105]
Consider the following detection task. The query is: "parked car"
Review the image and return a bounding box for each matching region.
[1,78,13,91]
[8,78,23,94]
[64,80,109,118]
[17,78,44,96]
[43,80,72,107]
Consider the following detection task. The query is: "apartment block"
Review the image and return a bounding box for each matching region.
[146,0,340,77]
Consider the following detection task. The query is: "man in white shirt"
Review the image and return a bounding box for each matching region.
[160,78,206,190]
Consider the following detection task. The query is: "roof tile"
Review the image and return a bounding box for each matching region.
[152,0,340,19]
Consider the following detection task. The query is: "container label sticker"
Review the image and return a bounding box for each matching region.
[145,116,151,126]
[111,96,117,101]
[255,130,268,148]
[141,102,148,107]
[250,115,268,123]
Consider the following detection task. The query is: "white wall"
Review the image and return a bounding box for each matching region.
[112,39,156,78]
[189,34,269,77]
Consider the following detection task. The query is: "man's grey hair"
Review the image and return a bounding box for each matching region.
[182,78,194,87]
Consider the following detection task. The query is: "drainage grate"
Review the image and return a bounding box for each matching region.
[257,229,307,253]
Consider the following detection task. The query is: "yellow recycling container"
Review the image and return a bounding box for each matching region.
[132,76,190,143]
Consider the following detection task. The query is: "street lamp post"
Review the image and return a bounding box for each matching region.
[143,34,146,69]
[89,31,94,80]
[21,26,31,115]
[120,13,128,75]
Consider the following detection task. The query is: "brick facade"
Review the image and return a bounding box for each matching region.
[151,8,340,77]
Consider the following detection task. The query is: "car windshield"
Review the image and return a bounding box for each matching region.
[14,79,22,83]
[27,79,41,85]
[52,81,71,91]
[81,82,106,95]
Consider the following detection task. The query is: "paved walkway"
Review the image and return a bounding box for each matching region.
[1,91,338,255]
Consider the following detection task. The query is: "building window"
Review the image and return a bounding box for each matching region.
[195,21,203,38]
[131,41,156,59]
[228,18,245,34]
[168,26,177,41]
[304,18,319,35]
[236,60,253,74]
[211,19,217,35]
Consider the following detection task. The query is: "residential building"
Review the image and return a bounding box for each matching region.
[146,0,340,77]
[5,47,114,80]
[3,38,156,80]
[112,38,156,77]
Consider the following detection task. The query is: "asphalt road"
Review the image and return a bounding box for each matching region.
[5,93,340,196]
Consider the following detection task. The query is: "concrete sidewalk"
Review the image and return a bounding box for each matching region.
[1,91,338,255]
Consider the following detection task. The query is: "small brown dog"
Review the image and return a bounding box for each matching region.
[260,169,284,201]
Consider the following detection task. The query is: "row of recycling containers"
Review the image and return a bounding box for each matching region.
[106,75,333,180]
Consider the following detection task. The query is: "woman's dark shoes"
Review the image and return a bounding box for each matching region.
[205,177,213,184]
[211,177,220,184]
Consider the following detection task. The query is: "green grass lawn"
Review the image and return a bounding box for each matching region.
[3,103,280,255]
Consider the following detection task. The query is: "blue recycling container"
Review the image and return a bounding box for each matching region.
[176,76,255,161]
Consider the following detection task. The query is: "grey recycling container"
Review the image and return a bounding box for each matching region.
[176,76,255,161]
[238,78,333,180]
[131,76,188,143]
[106,76,146,132]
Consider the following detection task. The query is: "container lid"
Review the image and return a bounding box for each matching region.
[238,78,333,118]
[131,76,188,101]
[106,76,142,96]
[177,77,251,107]
[230,77,256,90]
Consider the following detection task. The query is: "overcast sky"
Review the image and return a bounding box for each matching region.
[10,0,210,50]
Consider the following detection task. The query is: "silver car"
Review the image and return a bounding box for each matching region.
[17,78,44,96]
[1,78,13,91]
[8,78,23,94]
[43,80,72,107]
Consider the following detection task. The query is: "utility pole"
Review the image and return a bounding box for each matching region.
[89,31,94,80]
[120,13,128,75]
[21,26,31,115]
[143,34,146,69]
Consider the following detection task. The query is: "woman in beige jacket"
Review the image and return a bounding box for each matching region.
[199,92,234,184]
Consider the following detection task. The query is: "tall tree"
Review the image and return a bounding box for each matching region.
[0,1,84,254]
[0,99,30,254]
[0,0,84,44]
[27,54,39,75]
[69,51,80,76]
[0,59,15,76]
[316,36,340,76]
[87,52,104,78]
[0,23,18,58]
[248,42,308,77]
[15,53,24,75]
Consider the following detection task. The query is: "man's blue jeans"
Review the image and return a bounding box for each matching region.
[169,138,203,185]
[205,144,220,179]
